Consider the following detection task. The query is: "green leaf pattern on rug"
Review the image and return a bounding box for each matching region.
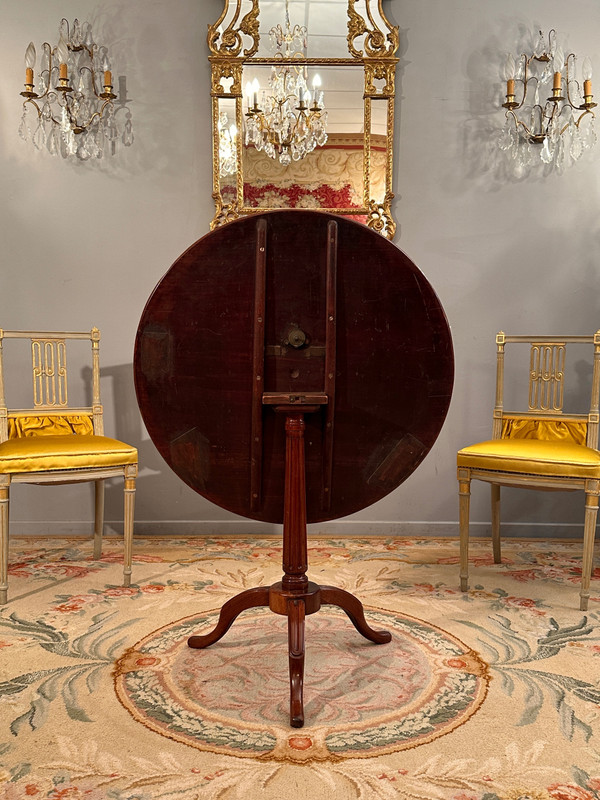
[459,613,600,741]
[0,609,138,736]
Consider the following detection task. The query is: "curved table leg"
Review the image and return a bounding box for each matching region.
[188,586,270,649]
[288,597,305,728]
[320,585,391,644]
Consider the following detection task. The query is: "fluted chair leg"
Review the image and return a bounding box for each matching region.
[0,479,9,604]
[93,479,105,560]
[491,483,501,563]
[580,484,599,612]
[458,468,471,592]
[123,470,136,587]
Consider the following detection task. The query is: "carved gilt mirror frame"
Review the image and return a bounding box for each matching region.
[208,1,399,238]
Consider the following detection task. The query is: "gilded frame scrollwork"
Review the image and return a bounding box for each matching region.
[208,0,398,238]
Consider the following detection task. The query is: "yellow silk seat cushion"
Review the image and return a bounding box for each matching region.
[457,438,600,479]
[0,435,138,474]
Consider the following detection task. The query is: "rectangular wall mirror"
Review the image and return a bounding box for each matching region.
[209,0,399,238]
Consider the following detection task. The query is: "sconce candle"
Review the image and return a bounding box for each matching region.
[583,57,593,101]
[24,41,36,90]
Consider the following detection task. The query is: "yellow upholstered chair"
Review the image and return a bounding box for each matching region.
[457,332,600,611]
[0,328,138,603]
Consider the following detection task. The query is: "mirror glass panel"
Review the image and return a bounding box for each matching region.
[257,0,350,58]
[241,64,365,212]
[217,96,238,208]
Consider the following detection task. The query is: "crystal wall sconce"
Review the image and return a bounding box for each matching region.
[19,18,133,160]
[499,30,596,168]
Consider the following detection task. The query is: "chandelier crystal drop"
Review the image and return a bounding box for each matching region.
[499,29,596,169]
[19,18,133,160]
[244,0,327,166]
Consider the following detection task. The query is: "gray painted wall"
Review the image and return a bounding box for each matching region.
[1,0,598,538]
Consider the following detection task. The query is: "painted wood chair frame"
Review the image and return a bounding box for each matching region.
[0,328,137,603]
[457,332,600,611]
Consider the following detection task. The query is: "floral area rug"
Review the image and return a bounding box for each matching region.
[1,535,600,800]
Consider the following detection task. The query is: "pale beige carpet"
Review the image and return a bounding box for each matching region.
[1,535,600,799]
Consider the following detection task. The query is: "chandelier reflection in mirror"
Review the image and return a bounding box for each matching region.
[244,1,327,166]
[499,30,596,169]
[19,18,133,160]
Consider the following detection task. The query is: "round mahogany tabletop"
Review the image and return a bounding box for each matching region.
[134,210,453,524]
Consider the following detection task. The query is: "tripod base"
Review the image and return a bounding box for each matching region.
[188,581,391,728]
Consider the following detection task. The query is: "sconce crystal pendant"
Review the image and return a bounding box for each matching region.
[499,29,596,169]
[18,18,133,160]
[244,0,328,166]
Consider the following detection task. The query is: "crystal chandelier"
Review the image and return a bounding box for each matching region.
[244,0,327,166]
[19,18,133,160]
[499,30,596,169]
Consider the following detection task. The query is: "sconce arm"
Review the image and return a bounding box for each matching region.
[558,107,596,137]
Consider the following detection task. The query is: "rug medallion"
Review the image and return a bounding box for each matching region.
[113,605,489,763]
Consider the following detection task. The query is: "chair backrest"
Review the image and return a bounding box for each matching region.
[492,332,600,449]
[0,328,104,443]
